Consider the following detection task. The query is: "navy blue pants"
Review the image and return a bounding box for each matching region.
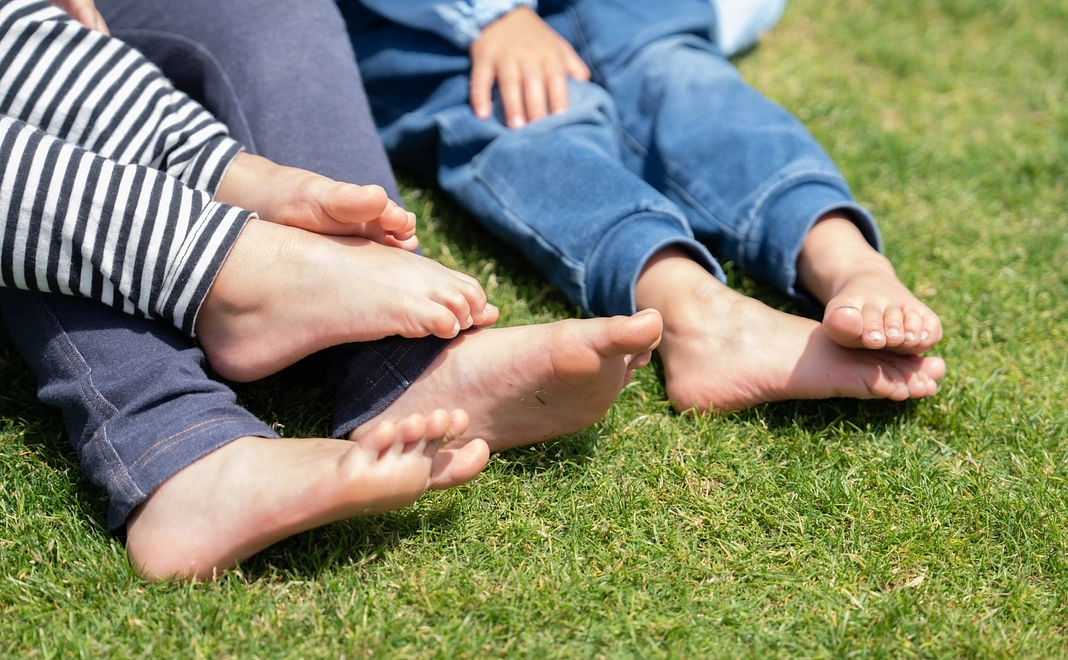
[0,0,448,532]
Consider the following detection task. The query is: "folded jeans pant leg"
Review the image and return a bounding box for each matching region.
[565,0,881,300]
[0,290,277,532]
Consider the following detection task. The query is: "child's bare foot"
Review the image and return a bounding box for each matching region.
[216,152,418,249]
[126,409,489,581]
[196,220,499,382]
[352,310,664,452]
[797,213,943,354]
[637,251,946,413]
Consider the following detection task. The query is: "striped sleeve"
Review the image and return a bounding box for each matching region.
[0,115,251,335]
[0,0,242,192]
[0,0,256,335]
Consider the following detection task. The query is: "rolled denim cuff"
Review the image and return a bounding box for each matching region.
[106,415,279,533]
[585,210,723,317]
[750,175,881,303]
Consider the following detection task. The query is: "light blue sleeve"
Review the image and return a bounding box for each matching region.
[359,0,537,49]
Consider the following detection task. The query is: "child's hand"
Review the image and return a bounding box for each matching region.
[216,153,419,251]
[47,0,109,34]
[469,6,590,129]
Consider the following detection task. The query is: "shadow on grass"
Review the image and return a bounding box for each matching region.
[234,504,467,582]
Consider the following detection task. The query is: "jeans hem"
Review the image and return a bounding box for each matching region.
[585,210,723,317]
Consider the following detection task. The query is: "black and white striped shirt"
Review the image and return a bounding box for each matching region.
[0,0,253,335]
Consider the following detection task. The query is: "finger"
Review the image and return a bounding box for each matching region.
[522,64,549,123]
[469,57,496,120]
[565,49,591,82]
[546,66,571,115]
[496,61,526,128]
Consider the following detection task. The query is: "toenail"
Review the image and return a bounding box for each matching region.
[904,332,916,342]
[886,328,902,338]
[867,331,884,343]
[920,331,930,342]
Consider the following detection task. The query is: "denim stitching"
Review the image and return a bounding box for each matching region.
[93,426,145,503]
[336,340,418,418]
[33,296,146,500]
[35,296,116,420]
[130,416,248,470]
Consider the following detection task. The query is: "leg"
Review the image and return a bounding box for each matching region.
[94,0,499,428]
[0,290,277,533]
[567,0,941,355]
[356,15,943,413]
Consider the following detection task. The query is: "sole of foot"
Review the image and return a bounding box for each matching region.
[352,310,664,452]
[126,409,488,581]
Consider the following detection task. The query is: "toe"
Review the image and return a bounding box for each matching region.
[823,304,865,347]
[882,305,906,348]
[919,312,943,352]
[396,413,433,454]
[861,304,888,349]
[428,438,490,489]
[355,420,401,456]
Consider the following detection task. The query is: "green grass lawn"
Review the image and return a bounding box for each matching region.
[3,0,1067,656]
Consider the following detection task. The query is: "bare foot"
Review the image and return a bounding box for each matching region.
[196,219,499,382]
[797,214,943,354]
[352,310,664,452]
[126,409,489,581]
[637,251,946,413]
[216,152,418,249]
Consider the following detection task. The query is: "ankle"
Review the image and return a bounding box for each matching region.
[636,248,709,310]
[796,214,893,302]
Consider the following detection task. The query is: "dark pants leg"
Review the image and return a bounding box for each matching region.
[0,291,277,531]
[96,0,402,200]
[4,0,447,531]
[95,0,452,436]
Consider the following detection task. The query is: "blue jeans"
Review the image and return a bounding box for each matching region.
[345,0,880,317]
[0,0,449,532]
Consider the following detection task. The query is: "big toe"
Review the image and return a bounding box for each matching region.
[601,309,663,356]
[823,304,867,348]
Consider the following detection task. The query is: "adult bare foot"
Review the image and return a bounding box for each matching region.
[637,251,946,413]
[352,310,664,452]
[126,409,488,581]
[797,213,943,354]
[216,152,418,249]
[196,220,499,382]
